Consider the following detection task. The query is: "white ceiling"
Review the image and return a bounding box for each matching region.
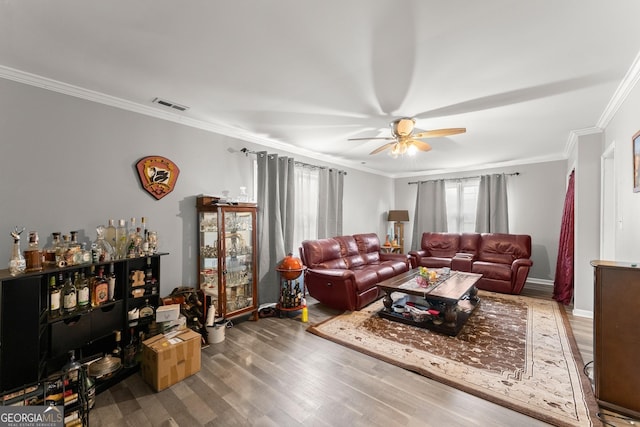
[1,1,639,176]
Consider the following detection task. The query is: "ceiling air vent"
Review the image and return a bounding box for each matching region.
[152,97,189,112]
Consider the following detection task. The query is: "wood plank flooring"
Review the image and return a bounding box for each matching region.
[89,284,626,426]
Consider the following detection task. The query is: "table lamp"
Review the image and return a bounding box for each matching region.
[387,210,409,253]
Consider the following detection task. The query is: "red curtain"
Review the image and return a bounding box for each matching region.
[553,170,575,305]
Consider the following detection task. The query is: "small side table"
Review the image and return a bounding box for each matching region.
[380,245,402,254]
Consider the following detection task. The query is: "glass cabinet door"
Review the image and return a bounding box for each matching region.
[222,210,254,315]
[199,211,219,304]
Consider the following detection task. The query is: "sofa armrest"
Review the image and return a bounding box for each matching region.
[306,268,355,280]
[511,258,533,294]
[408,250,426,269]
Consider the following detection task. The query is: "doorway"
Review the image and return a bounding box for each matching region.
[600,143,616,260]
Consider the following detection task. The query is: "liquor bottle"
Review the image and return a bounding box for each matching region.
[43,232,62,266]
[80,242,92,265]
[105,219,117,253]
[82,366,96,410]
[62,273,77,314]
[92,266,109,306]
[123,327,137,368]
[77,271,90,309]
[145,257,158,295]
[69,231,82,265]
[8,227,26,276]
[61,234,73,266]
[112,330,122,361]
[107,262,116,301]
[49,275,61,317]
[115,219,127,259]
[24,231,43,272]
[92,266,109,307]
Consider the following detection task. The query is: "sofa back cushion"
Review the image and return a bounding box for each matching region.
[478,233,531,264]
[421,232,460,257]
[300,238,347,269]
[459,233,481,255]
[353,233,381,264]
[334,235,366,268]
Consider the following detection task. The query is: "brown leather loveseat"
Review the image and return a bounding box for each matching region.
[409,232,533,294]
[300,233,411,311]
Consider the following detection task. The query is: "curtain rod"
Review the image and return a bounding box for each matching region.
[407,172,520,185]
[240,147,347,175]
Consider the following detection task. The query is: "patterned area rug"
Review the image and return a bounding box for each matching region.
[307,291,600,427]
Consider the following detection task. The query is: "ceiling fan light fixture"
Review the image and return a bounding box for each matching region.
[406,144,418,156]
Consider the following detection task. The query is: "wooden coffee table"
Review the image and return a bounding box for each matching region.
[377,268,482,336]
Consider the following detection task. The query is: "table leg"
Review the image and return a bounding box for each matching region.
[444,303,458,326]
[469,285,479,303]
[382,290,394,312]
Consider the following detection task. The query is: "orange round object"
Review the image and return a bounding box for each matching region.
[277,253,305,280]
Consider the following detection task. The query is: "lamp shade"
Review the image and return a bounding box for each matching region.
[387,210,409,222]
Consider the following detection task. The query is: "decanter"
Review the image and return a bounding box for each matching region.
[94,225,115,262]
[8,226,26,276]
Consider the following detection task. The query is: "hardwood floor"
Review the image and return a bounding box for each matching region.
[89,284,625,426]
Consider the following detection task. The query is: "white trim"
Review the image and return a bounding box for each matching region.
[525,277,554,286]
[572,308,593,319]
[3,50,640,180]
[597,49,640,128]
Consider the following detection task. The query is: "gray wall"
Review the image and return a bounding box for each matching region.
[0,78,393,297]
[393,160,567,283]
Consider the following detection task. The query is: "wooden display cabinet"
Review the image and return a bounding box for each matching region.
[197,197,258,321]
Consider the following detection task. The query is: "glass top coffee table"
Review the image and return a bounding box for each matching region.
[377,268,482,336]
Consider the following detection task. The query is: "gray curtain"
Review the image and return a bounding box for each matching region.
[317,168,344,238]
[475,173,509,233]
[411,179,447,251]
[256,152,295,305]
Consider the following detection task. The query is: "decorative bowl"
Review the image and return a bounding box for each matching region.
[416,275,429,288]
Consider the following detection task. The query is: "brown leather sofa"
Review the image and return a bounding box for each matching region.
[299,233,411,311]
[409,232,533,294]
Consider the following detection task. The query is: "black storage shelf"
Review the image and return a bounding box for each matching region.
[0,253,167,394]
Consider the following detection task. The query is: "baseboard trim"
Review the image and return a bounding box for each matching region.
[525,277,554,286]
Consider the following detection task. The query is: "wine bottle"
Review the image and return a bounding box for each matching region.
[62,273,77,314]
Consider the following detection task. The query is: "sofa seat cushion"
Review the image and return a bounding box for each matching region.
[472,261,511,281]
[382,260,410,274]
[354,264,395,282]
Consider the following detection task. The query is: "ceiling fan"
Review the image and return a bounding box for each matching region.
[348,117,466,157]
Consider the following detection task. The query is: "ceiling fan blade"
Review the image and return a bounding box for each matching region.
[409,139,431,152]
[348,136,395,141]
[413,128,466,139]
[370,142,396,155]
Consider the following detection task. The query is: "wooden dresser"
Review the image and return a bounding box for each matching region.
[591,260,640,419]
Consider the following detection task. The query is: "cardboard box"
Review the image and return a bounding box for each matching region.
[140,329,201,392]
[156,304,180,322]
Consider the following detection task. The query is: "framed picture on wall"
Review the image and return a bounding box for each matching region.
[634,130,640,192]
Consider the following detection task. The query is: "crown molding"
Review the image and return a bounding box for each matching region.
[0,65,383,176]
[597,49,640,128]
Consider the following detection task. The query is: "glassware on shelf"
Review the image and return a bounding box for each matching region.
[94,225,115,262]
[8,226,26,276]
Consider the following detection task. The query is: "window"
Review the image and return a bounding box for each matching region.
[293,165,319,252]
[445,178,480,232]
